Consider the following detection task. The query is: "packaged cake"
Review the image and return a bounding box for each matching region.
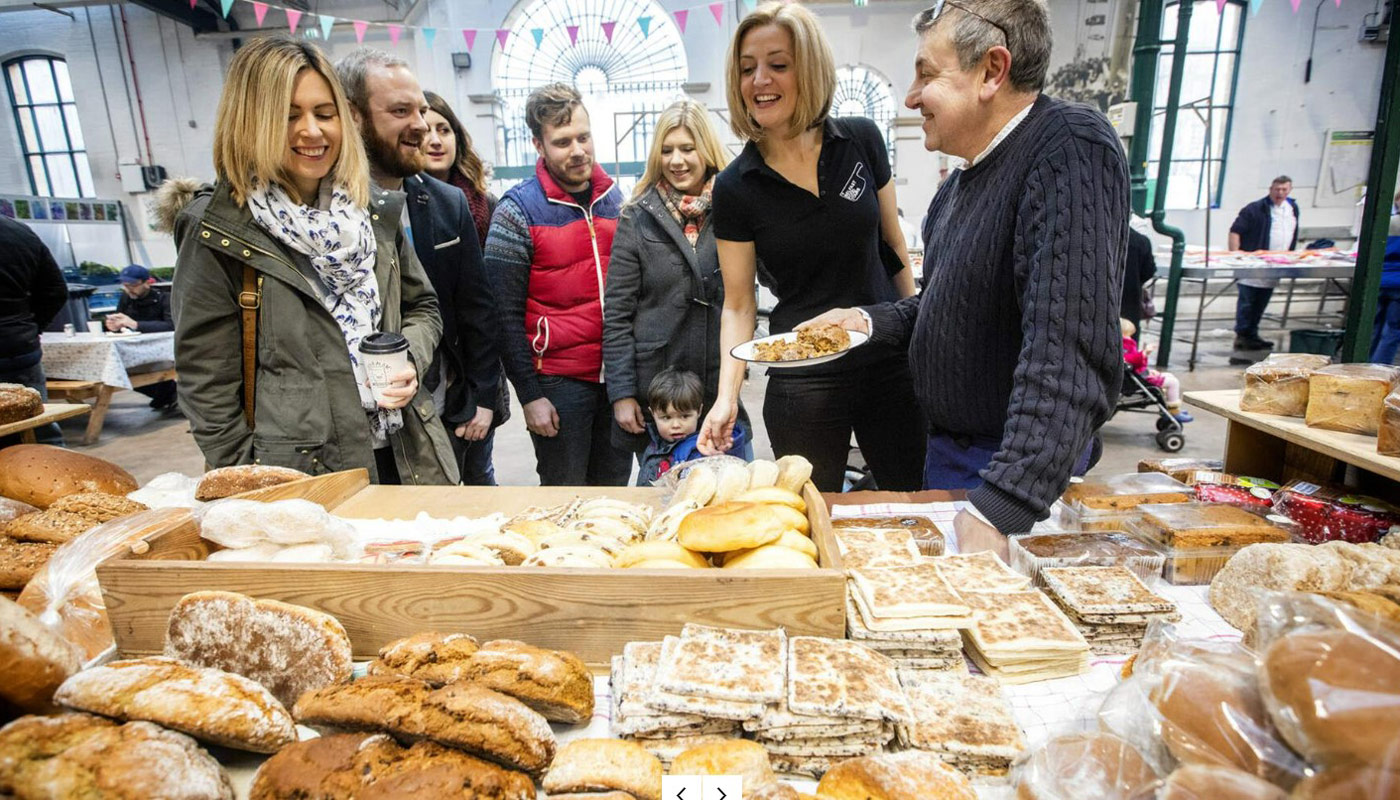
[1133,502,1294,585]
[1136,458,1225,483]
[1009,531,1166,586]
[1274,480,1400,544]
[1060,473,1193,516]
[1240,353,1332,417]
[1304,363,1400,436]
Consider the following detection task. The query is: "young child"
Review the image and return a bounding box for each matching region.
[1122,319,1191,422]
[637,368,748,486]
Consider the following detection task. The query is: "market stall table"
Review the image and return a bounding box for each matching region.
[39,331,177,444]
[0,402,89,442]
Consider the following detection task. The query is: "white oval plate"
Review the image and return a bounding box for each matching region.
[731,329,869,368]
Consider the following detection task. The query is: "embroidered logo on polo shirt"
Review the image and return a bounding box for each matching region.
[839,163,868,202]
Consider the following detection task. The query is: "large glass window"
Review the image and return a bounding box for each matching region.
[1146,0,1245,210]
[833,65,896,171]
[5,56,95,197]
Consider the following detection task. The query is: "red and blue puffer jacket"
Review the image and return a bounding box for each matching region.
[501,159,622,382]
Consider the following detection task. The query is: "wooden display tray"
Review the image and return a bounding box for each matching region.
[96,470,845,667]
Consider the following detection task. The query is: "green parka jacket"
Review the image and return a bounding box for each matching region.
[165,179,459,484]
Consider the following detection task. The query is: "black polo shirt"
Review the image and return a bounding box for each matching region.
[713,116,901,371]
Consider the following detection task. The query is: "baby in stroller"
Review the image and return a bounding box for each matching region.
[1122,319,1191,423]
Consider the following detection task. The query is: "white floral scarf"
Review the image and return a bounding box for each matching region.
[246,179,403,438]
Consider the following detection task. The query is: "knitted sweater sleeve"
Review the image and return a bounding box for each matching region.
[483,197,543,405]
[968,136,1129,534]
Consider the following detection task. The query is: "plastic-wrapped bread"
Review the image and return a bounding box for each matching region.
[1304,363,1400,435]
[1239,354,1331,417]
[1378,388,1400,456]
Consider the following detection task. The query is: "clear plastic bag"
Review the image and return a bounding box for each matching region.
[1011,731,1160,800]
[1137,458,1226,483]
[16,507,192,662]
[1379,389,1400,457]
[1239,354,1331,417]
[1062,473,1194,515]
[652,455,751,507]
[1291,764,1400,799]
[1304,363,1400,435]
[1253,591,1400,770]
[1132,765,1289,799]
[124,471,201,509]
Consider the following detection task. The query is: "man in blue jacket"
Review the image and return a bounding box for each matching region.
[1229,176,1299,355]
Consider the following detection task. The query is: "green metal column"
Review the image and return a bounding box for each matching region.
[1340,26,1400,363]
[1128,0,1166,215]
[1150,0,1194,368]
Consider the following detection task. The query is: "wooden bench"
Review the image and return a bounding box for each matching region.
[45,380,113,445]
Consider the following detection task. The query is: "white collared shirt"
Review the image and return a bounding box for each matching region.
[1269,200,1296,251]
[950,101,1036,170]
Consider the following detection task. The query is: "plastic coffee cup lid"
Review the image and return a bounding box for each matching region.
[359,331,408,354]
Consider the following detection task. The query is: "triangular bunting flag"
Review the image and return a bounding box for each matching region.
[286,8,302,34]
[496,28,510,48]
[602,21,616,42]
[1215,0,1226,12]
[567,24,579,45]
[710,2,724,25]
[353,20,368,43]
[252,2,268,27]
[422,27,437,48]
[463,29,477,50]
[389,24,401,44]
[188,0,196,9]
[219,0,233,18]
[531,27,544,46]
[1334,0,1341,7]
[319,14,335,39]
[637,16,652,37]
[674,9,689,33]
[1289,0,1300,11]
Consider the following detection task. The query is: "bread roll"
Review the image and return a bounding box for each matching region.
[368,631,480,686]
[53,656,297,753]
[677,502,786,552]
[163,590,354,709]
[816,751,977,800]
[1012,732,1157,800]
[194,465,309,501]
[615,541,710,569]
[670,739,775,788]
[721,530,819,564]
[748,460,780,489]
[735,487,807,512]
[0,595,81,713]
[542,738,663,800]
[459,639,594,724]
[673,465,717,506]
[768,502,810,534]
[1157,765,1288,800]
[721,544,819,570]
[1259,627,1400,767]
[712,462,752,504]
[775,455,813,493]
[1291,764,1400,800]
[645,501,698,542]
[0,444,138,509]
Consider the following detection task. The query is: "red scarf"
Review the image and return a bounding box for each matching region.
[449,169,492,248]
[656,176,713,247]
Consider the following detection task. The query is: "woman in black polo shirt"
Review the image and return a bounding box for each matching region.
[697,2,924,492]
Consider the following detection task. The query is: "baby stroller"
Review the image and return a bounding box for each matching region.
[1115,368,1187,453]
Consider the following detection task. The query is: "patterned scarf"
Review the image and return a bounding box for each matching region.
[656,175,713,247]
[449,169,492,248]
[246,179,403,438]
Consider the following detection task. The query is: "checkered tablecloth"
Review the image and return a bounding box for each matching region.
[40,331,175,390]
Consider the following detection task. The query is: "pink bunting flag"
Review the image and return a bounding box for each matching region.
[353,20,368,43]
[252,2,268,27]
[285,8,302,34]
[388,24,401,44]
[567,24,579,45]
[674,9,689,33]
[188,0,196,9]
[1290,0,1300,11]
[602,21,616,42]
[462,29,477,50]
[496,28,511,48]
[710,2,724,25]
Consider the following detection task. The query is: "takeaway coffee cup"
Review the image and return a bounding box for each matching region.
[358,332,410,405]
[87,321,104,334]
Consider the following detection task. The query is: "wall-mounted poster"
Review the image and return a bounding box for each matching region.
[13,200,30,219]
[93,204,106,221]
[78,202,93,221]
[0,199,13,219]
[32,201,47,220]
[105,203,119,221]
[64,202,79,220]
[49,201,64,220]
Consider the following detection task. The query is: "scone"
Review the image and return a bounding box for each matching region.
[53,656,297,753]
[164,590,354,708]
[414,682,557,776]
[4,509,94,544]
[542,738,663,800]
[460,639,594,723]
[367,631,481,686]
[670,739,775,788]
[48,492,149,524]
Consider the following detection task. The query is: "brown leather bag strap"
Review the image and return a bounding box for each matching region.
[237,265,261,430]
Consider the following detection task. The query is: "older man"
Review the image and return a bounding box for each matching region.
[810,0,1128,554]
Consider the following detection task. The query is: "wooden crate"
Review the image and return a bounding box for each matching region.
[96,470,846,666]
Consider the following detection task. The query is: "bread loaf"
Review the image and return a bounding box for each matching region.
[0,536,56,590]
[0,384,42,425]
[4,509,95,544]
[0,595,81,713]
[677,502,786,552]
[459,639,594,724]
[195,465,309,501]
[0,713,234,800]
[541,738,663,800]
[1306,363,1400,435]
[367,631,480,686]
[48,492,149,523]
[415,682,557,775]
[53,656,297,753]
[1012,732,1157,800]
[164,590,353,708]
[1208,544,1352,635]
[1291,764,1400,800]
[293,674,433,734]
[816,751,978,800]
[0,444,138,509]
[1239,354,1330,417]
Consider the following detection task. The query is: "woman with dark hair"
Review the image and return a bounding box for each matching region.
[422,90,495,247]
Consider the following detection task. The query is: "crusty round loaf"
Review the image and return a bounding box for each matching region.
[195,465,309,501]
[542,738,663,800]
[53,656,297,753]
[816,751,977,800]
[416,682,557,776]
[1158,765,1289,800]
[1260,627,1400,767]
[677,502,786,552]
[0,384,42,426]
[460,639,594,724]
[670,739,775,788]
[164,590,353,709]
[0,713,234,800]
[293,674,434,734]
[0,595,81,713]
[48,492,149,524]
[1013,732,1157,800]
[1150,660,1295,782]
[359,740,537,800]
[368,631,480,686]
[249,732,400,800]
[0,444,138,509]
[1290,764,1400,800]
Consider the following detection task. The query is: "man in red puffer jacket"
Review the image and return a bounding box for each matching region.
[484,83,631,485]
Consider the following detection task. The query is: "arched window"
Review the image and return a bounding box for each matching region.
[833,65,896,171]
[492,0,688,185]
[4,56,95,197]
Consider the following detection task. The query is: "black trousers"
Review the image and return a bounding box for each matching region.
[762,356,925,493]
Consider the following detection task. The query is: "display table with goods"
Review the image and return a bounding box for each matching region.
[38,330,178,444]
[1,444,1398,800]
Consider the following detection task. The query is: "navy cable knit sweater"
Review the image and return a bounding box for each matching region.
[865,95,1129,534]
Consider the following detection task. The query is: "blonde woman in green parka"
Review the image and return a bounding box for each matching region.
[158,36,457,484]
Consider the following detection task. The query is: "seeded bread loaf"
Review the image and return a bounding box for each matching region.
[195,465,309,501]
[0,444,138,509]
[48,492,149,523]
[0,384,42,426]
